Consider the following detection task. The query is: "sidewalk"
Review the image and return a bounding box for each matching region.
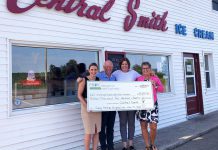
[114,110,218,150]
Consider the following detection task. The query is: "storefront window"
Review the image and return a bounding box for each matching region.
[12,45,98,110]
[127,54,171,92]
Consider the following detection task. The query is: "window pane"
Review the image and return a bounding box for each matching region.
[12,46,98,110]
[204,55,209,70]
[206,72,211,88]
[127,54,143,74]
[126,54,171,92]
[213,1,218,10]
[47,48,98,105]
[186,77,196,96]
[185,59,194,75]
[12,46,46,110]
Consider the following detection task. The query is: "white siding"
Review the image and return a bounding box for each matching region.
[0,0,218,149]
[158,53,187,128]
[0,37,8,121]
[203,51,218,114]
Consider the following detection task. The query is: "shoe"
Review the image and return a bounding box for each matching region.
[128,146,135,150]
[122,147,128,150]
[101,146,107,150]
[145,146,150,150]
[150,145,158,150]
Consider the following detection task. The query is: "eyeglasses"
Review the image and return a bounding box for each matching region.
[142,68,150,70]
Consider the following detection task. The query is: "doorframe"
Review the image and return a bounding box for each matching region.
[183,53,204,116]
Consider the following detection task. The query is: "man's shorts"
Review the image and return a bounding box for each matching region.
[136,101,159,123]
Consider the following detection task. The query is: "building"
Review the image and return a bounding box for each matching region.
[0,0,218,149]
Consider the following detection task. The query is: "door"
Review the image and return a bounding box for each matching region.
[184,53,204,115]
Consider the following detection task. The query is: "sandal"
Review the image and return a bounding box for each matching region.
[145,146,150,150]
[150,145,158,150]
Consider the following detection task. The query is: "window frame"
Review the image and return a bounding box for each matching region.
[125,51,173,94]
[9,40,102,116]
[204,53,215,90]
[184,57,197,97]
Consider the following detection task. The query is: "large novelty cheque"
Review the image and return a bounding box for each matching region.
[87,81,154,111]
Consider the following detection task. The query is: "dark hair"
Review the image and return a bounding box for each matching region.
[88,63,98,69]
[77,63,86,74]
[141,62,151,68]
[119,58,130,69]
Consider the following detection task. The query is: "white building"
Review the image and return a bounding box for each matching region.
[0,0,218,149]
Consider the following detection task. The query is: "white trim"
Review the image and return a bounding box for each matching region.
[11,102,80,117]
[98,47,105,72]
[182,57,188,117]
[125,49,173,56]
[7,38,12,118]
[168,55,175,95]
[10,39,104,52]
[209,54,215,88]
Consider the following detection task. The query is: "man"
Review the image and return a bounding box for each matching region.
[97,60,116,150]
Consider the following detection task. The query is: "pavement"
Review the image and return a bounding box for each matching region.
[113,110,218,150]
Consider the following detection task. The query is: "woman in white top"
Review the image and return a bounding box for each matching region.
[112,58,141,150]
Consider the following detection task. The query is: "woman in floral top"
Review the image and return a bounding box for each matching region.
[136,62,164,150]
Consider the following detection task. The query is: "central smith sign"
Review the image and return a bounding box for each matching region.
[7,0,168,32]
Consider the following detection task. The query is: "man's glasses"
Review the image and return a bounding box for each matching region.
[142,68,150,70]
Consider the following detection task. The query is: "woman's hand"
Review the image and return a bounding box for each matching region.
[150,79,156,87]
[151,79,159,89]
[77,77,83,83]
[82,102,87,108]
